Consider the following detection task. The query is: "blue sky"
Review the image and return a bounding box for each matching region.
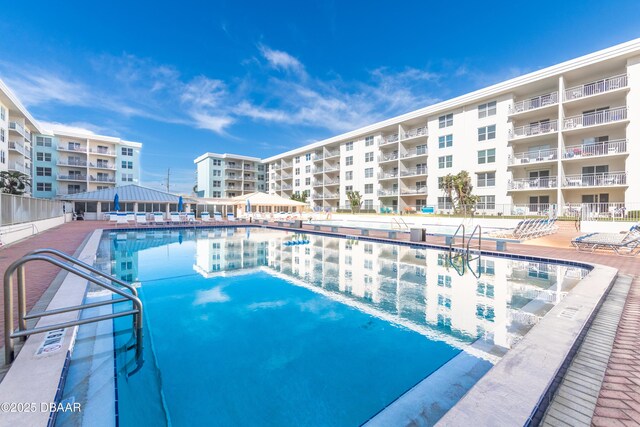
[1,0,639,193]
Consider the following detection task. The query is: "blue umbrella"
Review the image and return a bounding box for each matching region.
[178,196,183,212]
[114,193,120,211]
[246,198,251,213]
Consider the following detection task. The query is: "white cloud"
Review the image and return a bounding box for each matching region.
[258,44,305,75]
[1,70,90,107]
[38,120,119,136]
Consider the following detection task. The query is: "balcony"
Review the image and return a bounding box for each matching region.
[313,152,324,161]
[323,193,340,199]
[226,163,242,170]
[378,189,399,197]
[509,120,558,140]
[509,92,558,115]
[58,174,88,182]
[57,189,86,196]
[313,180,323,187]
[281,184,293,191]
[243,176,256,182]
[58,145,87,153]
[324,149,340,158]
[58,159,88,167]
[225,175,242,180]
[563,139,627,159]
[563,107,627,130]
[281,161,293,169]
[508,148,558,166]
[401,147,428,159]
[271,164,280,170]
[8,122,26,138]
[380,133,399,146]
[8,161,29,174]
[378,152,398,163]
[281,173,293,179]
[400,167,428,177]
[324,178,340,186]
[8,141,26,156]
[243,165,255,171]
[90,176,116,183]
[378,171,399,180]
[312,192,323,199]
[89,162,116,170]
[508,177,558,190]
[563,172,627,188]
[89,148,116,156]
[564,74,628,101]
[401,126,428,140]
[225,185,239,190]
[401,186,427,195]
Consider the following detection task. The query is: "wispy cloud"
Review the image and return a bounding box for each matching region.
[38,120,116,136]
[258,44,306,75]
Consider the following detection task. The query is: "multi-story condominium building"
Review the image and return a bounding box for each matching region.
[194,153,267,198]
[196,38,640,215]
[0,77,142,198]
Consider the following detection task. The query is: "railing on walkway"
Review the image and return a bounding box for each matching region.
[0,194,70,227]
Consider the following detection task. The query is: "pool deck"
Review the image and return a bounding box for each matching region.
[1,219,639,425]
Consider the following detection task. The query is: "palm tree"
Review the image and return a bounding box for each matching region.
[0,171,31,195]
[441,171,478,214]
[291,191,308,203]
[346,190,362,213]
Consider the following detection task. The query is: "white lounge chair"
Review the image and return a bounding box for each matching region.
[109,212,118,226]
[126,212,135,224]
[153,212,165,225]
[135,213,148,226]
[214,212,224,222]
[187,212,197,223]
[170,212,182,225]
[116,213,129,227]
[201,212,212,222]
[227,213,237,222]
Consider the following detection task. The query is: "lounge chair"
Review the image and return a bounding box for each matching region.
[126,212,135,224]
[153,212,165,225]
[572,225,640,256]
[116,213,129,227]
[109,212,119,226]
[201,212,212,222]
[214,212,223,222]
[186,212,197,223]
[170,213,183,225]
[227,213,237,222]
[135,213,148,226]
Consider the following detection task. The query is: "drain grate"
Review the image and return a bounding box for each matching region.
[558,306,580,319]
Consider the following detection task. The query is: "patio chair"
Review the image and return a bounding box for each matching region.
[187,212,197,223]
[201,212,213,223]
[170,212,182,225]
[227,213,237,222]
[116,213,129,227]
[135,213,148,227]
[126,212,135,224]
[153,213,165,225]
[572,225,640,256]
[214,212,224,222]
[109,212,119,226]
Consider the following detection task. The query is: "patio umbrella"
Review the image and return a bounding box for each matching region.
[178,196,183,212]
[246,199,251,213]
[114,193,120,211]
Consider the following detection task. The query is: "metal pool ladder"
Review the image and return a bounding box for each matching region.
[391,217,409,230]
[3,248,143,372]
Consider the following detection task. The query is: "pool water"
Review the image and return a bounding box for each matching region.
[61,227,590,426]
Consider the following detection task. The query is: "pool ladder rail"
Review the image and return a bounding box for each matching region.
[391,217,409,230]
[3,248,144,375]
[447,224,482,277]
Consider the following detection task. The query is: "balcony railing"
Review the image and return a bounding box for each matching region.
[226,164,242,170]
[281,185,293,190]
[401,126,428,140]
[281,173,292,179]
[400,167,428,177]
[8,122,26,137]
[89,162,116,170]
[8,141,26,156]
[313,180,323,187]
[508,148,558,165]
[380,133,399,145]
[378,189,399,196]
[563,139,627,159]
[323,193,339,199]
[58,174,88,181]
[379,152,399,162]
[508,177,558,190]
[281,161,293,168]
[56,189,86,196]
[243,176,256,181]
[401,186,427,195]
[8,161,29,174]
[401,147,428,158]
[313,153,324,161]
[324,149,340,158]
[243,165,255,171]
[24,129,31,142]
[509,120,558,140]
[564,74,628,101]
[58,145,87,152]
[563,172,627,188]
[90,176,116,183]
[89,148,116,156]
[563,107,627,130]
[324,178,340,185]
[509,91,558,115]
[312,192,323,199]
[378,171,399,179]
[58,159,88,167]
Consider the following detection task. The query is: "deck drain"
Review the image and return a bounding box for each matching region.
[558,306,580,319]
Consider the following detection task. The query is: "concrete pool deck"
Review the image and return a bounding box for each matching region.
[1,219,639,425]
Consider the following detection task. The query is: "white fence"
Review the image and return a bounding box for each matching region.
[0,193,71,226]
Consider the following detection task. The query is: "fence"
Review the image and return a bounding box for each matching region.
[0,193,71,226]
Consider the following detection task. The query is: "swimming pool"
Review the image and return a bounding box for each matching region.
[57,227,589,426]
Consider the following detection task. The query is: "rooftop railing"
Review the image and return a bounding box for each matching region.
[509,91,558,115]
[563,106,627,130]
[564,74,628,101]
[509,120,558,140]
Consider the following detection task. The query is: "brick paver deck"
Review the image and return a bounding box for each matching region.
[1,218,639,424]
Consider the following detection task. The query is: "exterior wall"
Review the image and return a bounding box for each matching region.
[0,101,8,173]
[194,153,265,198]
[31,135,58,198]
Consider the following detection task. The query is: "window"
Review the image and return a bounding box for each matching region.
[305,153,311,161]
[478,125,496,141]
[121,147,133,156]
[258,175,264,180]
[258,164,265,171]
[364,200,373,209]
[364,168,373,178]
[438,155,453,169]
[212,180,221,187]
[36,136,52,147]
[438,134,453,148]
[365,136,374,146]
[365,184,373,194]
[295,168,300,175]
[121,160,133,169]
[305,177,311,185]
[437,274,452,288]
[364,259,373,270]
[345,156,353,166]
[478,149,496,164]
[417,144,427,155]
[345,141,353,151]
[36,182,52,191]
[295,179,300,186]
[36,167,52,177]
[305,165,311,173]
[212,159,221,166]
[295,156,300,164]
[477,172,496,187]
[213,170,221,176]
[122,173,134,182]
[477,195,496,210]
[478,101,497,118]
[0,129,4,142]
[345,171,353,181]
[439,113,453,128]
[0,150,5,164]
[345,185,353,192]
[0,106,5,121]
[36,152,51,162]
[365,152,374,162]
[212,191,221,197]
[438,196,453,209]
[438,177,445,189]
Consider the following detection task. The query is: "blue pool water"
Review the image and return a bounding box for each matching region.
[59,227,590,426]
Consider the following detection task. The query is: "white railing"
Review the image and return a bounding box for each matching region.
[564,74,628,101]
[509,92,558,115]
[509,120,558,140]
[90,176,116,183]
[8,161,29,175]
[324,178,340,185]
[58,159,88,167]
[378,189,399,196]
[323,192,339,199]
[0,194,70,226]
[56,189,86,196]
[24,129,31,142]
[89,148,116,156]
[401,186,427,195]
[89,162,115,170]
[508,148,558,165]
[379,152,399,162]
[8,122,26,137]
[325,149,340,158]
[381,133,399,145]
[401,147,428,158]
[323,165,340,173]
[58,145,87,152]
[563,202,639,221]
[281,173,292,179]
[563,172,627,187]
[226,163,242,170]
[243,176,256,181]
[563,107,627,130]
[508,177,558,190]
[8,141,26,156]
[58,174,87,181]
[313,153,324,161]
[400,167,428,177]
[281,161,292,168]
[281,184,293,190]
[312,180,323,186]
[378,171,399,179]
[401,126,428,140]
[243,165,255,171]
[225,174,241,180]
[563,139,627,159]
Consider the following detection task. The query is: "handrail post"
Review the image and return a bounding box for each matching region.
[17,265,27,339]
[4,271,14,365]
